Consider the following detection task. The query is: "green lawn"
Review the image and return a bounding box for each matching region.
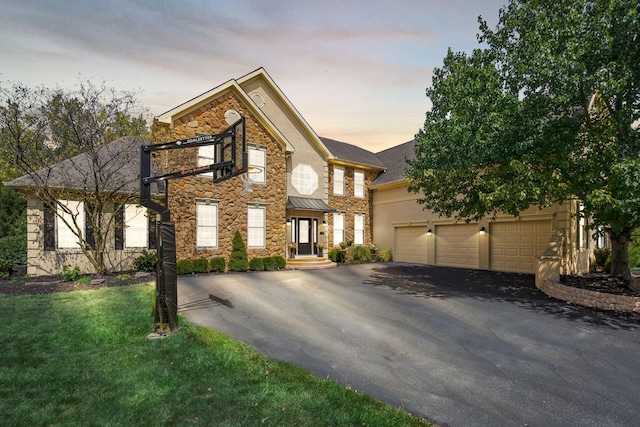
[0,283,433,426]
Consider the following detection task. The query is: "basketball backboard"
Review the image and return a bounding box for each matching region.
[212,117,247,183]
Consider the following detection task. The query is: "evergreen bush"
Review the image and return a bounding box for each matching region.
[209,257,226,273]
[263,256,277,271]
[0,234,26,275]
[228,231,248,272]
[177,259,195,275]
[133,250,157,272]
[273,255,286,269]
[249,257,264,271]
[193,258,209,273]
[592,247,612,273]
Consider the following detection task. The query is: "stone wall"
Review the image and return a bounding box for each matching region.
[327,165,377,247]
[538,279,640,313]
[155,91,287,262]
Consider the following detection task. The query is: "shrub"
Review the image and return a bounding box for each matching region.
[379,249,393,262]
[328,247,345,263]
[193,258,209,273]
[249,257,264,271]
[209,257,226,272]
[116,273,131,281]
[0,234,27,275]
[345,246,371,264]
[133,250,157,272]
[274,256,286,269]
[75,276,92,285]
[629,237,640,269]
[592,247,611,273]
[59,265,80,281]
[228,231,248,272]
[177,259,195,275]
[263,256,277,271]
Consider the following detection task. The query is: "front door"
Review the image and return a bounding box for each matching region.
[297,218,313,255]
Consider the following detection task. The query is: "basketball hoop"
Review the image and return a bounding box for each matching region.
[241,166,263,193]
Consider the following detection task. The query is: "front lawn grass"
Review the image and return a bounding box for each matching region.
[0,284,432,426]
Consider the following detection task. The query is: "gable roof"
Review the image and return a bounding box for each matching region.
[4,136,162,196]
[320,137,385,170]
[156,68,320,155]
[371,139,416,187]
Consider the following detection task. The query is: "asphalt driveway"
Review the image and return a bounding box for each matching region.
[178,263,640,427]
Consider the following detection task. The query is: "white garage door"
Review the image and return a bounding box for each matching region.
[435,224,479,268]
[490,220,552,273]
[394,226,428,263]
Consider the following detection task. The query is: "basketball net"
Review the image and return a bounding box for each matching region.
[241,166,262,193]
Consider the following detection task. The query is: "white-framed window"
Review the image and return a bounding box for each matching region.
[124,204,148,248]
[197,145,218,178]
[196,200,218,249]
[333,167,344,196]
[333,212,344,246]
[354,213,365,246]
[57,200,84,249]
[354,170,365,198]
[248,205,266,248]
[249,146,266,184]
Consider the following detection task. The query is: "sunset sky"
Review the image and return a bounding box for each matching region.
[1,0,508,152]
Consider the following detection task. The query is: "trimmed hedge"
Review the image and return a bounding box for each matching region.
[193,258,209,273]
[274,256,286,269]
[249,257,264,271]
[177,259,194,275]
[263,256,277,271]
[209,257,226,272]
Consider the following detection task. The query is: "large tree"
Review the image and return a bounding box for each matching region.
[406,0,640,280]
[0,81,150,274]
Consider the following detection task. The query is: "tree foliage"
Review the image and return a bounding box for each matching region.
[0,80,150,274]
[407,0,640,279]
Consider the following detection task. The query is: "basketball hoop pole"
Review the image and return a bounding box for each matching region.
[140,118,246,334]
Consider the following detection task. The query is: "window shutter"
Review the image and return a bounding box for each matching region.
[85,203,95,250]
[114,208,124,250]
[148,213,157,249]
[43,204,56,251]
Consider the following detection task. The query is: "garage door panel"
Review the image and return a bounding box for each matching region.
[435,224,479,269]
[395,226,428,264]
[490,220,551,273]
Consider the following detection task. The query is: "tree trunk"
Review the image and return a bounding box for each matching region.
[609,229,631,282]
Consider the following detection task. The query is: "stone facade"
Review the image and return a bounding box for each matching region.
[154,91,287,262]
[327,164,377,247]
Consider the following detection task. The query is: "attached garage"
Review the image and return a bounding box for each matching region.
[394,226,429,263]
[490,220,552,273]
[435,223,479,268]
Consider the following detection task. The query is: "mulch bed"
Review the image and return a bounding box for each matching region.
[0,272,154,296]
[560,273,638,297]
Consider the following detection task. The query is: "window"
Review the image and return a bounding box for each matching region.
[196,201,218,249]
[291,164,318,195]
[578,203,588,249]
[124,205,148,248]
[354,213,365,246]
[354,171,365,198]
[197,145,217,178]
[333,167,344,196]
[57,200,84,249]
[249,146,266,184]
[248,205,266,248]
[333,213,344,246]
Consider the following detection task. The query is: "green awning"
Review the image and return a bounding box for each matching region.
[287,196,336,212]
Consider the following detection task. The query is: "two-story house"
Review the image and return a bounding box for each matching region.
[8,67,594,277]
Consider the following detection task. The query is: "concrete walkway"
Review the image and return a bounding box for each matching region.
[178,263,640,427]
